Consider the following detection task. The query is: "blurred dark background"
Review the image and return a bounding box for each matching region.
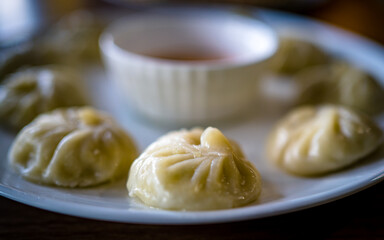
[1,0,384,47]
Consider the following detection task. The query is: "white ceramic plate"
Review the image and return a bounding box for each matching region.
[1,8,384,225]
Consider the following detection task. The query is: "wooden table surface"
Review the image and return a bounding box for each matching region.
[1,182,383,239]
[1,0,384,239]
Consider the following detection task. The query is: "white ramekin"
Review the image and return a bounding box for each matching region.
[100,10,277,125]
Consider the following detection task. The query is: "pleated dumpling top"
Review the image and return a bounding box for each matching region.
[127,127,262,210]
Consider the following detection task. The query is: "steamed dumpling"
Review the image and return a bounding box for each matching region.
[40,10,104,64]
[268,38,329,74]
[267,105,382,176]
[127,127,261,210]
[9,107,137,187]
[296,62,384,116]
[0,11,103,81]
[0,66,87,130]
[0,44,59,81]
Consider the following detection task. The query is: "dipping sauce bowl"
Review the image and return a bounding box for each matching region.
[100,10,278,124]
